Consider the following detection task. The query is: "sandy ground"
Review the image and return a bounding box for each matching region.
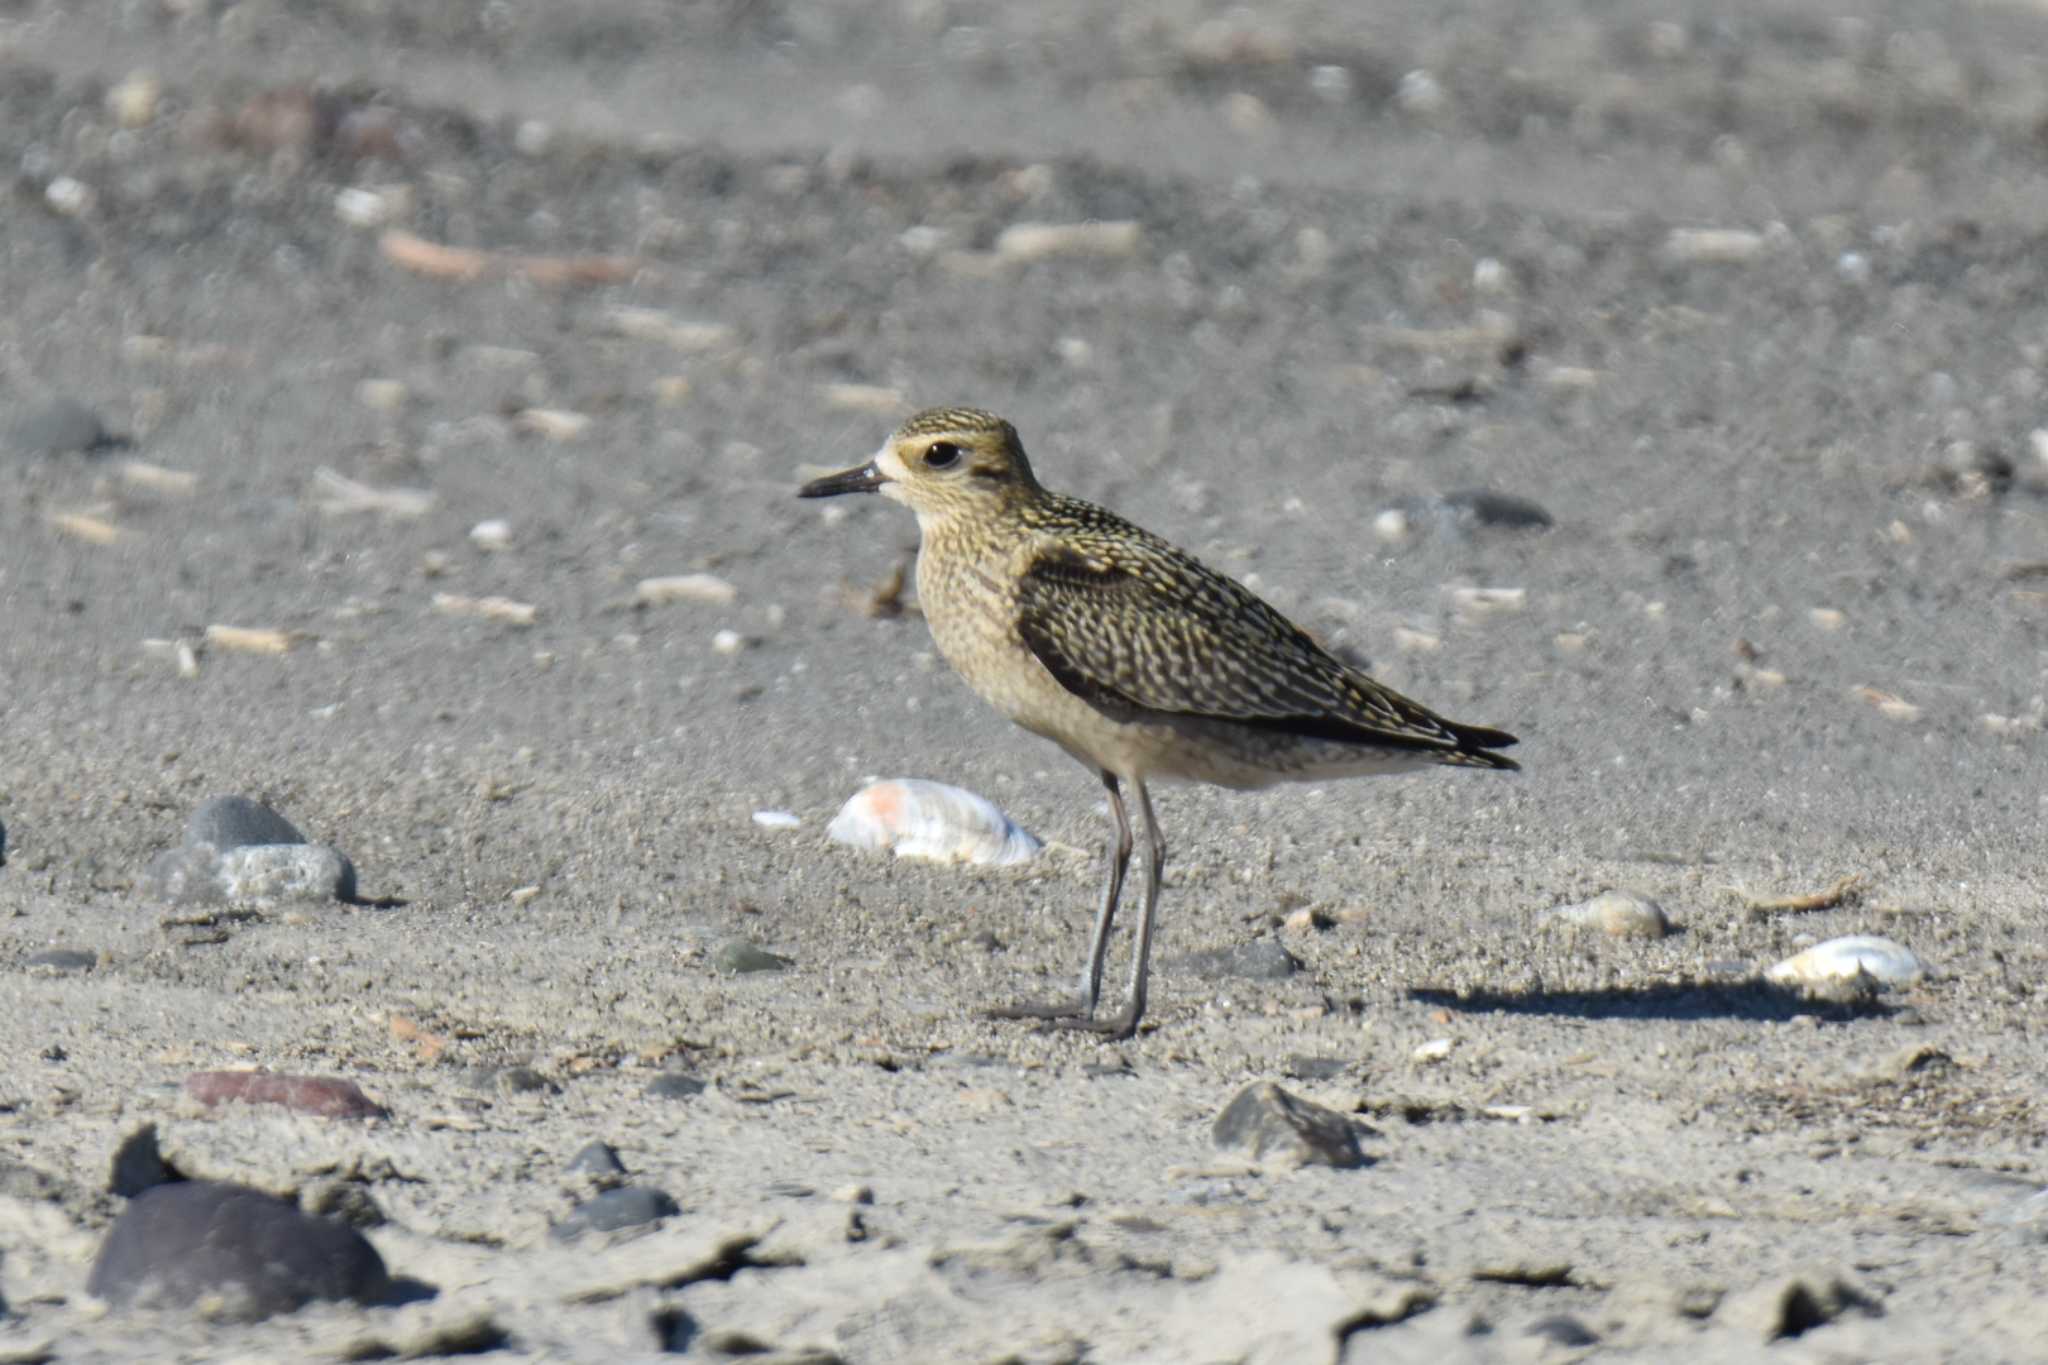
[3,2,2047,1361]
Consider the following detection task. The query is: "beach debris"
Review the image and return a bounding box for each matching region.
[600,307,732,352]
[751,810,801,830]
[87,1181,389,1321]
[205,624,296,655]
[821,382,907,414]
[994,220,1142,263]
[117,460,198,495]
[312,466,435,518]
[513,407,592,442]
[1412,1037,1456,1064]
[637,574,738,607]
[1211,1082,1366,1170]
[379,228,636,287]
[1449,586,1527,624]
[1767,935,1929,989]
[49,509,123,544]
[1733,873,1866,917]
[469,519,514,551]
[1850,686,1921,723]
[1664,227,1770,264]
[1542,889,1673,939]
[433,592,538,626]
[827,779,1042,867]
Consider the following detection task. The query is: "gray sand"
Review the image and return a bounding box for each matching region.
[2,2,2045,1360]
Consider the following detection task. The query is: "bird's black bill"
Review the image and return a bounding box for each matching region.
[798,462,887,498]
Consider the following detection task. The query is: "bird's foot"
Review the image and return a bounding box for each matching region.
[985,997,1093,1022]
[1047,1009,1140,1041]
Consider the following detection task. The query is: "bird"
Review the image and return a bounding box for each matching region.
[799,407,1519,1039]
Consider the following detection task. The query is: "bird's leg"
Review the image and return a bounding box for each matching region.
[987,769,1130,1023]
[1056,779,1164,1040]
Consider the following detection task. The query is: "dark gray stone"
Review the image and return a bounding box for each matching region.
[566,1141,627,1177]
[549,1186,680,1241]
[86,1181,389,1321]
[26,948,97,974]
[10,398,123,456]
[713,939,793,974]
[1382,490,1553,539]
[109,1124,174,1198]
[184,796,305,851]
[1212,1082,1366,1170]
[1179,938,1299,981]
[644,1072,707,1101]
[1441,489,1554,529]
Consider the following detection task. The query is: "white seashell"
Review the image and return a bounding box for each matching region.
[827,779,1041,867]
[1767,935,1929,988]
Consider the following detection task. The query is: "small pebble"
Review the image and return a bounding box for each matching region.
[1542,889,1672,940]
[827,779,1041,867]
[1412,1038,1455,1064]
[751,810,801,830]
[470,519,514,551]
[566,1141,627,1177]
[643,1072,707,1101]
[714,940,792,974]
[87,1181,389,1321]
[1211,1082,1365,1170]
[711,629,747,655]
[25,948,97,975]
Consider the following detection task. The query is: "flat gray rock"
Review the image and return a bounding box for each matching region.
[1212,1082,1366,1170]
[550,1186,681,1241]
[86,1181,390,1321]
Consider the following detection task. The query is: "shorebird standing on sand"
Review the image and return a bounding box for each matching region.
[801,408,1519,1039]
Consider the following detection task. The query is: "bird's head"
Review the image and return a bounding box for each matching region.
[799,407,1040,526]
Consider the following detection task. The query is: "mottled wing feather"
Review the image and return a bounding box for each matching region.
[1015,527,1513,761]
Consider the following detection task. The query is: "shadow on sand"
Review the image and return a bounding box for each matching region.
[1408,978,1892,1024]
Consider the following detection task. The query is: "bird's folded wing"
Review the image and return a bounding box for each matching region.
[1015,542,1472,751]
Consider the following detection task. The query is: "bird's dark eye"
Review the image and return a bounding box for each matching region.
[923,441,962,469]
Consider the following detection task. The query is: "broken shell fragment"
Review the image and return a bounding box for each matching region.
[827,779,1041,867]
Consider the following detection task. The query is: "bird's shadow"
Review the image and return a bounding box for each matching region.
[1407,978,1894,1024]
